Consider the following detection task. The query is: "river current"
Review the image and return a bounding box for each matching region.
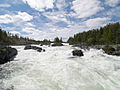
[0,44,120,90]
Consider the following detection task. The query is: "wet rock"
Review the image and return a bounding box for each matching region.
[24,45,44,52]
[72,50,84,57]
[24,45,32,50]
[102,45,120,56]
[40,44,43,46]
[102,45,115,55]
[37,49,42,52]
[111,51,120,56]
[42,49,45,52]
[51,43,63,46]
[0,46,18,64]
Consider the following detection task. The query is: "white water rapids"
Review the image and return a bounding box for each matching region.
[0,44,120,90]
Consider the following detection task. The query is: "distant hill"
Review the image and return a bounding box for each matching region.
[67,22,120,45]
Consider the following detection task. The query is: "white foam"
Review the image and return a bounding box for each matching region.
[0,45,120,90]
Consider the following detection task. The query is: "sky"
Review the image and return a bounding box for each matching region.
[0,0,120,40]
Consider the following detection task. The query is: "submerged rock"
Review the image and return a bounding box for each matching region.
[72,50,84,57]
[0,46,18,64]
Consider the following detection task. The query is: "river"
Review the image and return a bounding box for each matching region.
[0,44,120,90]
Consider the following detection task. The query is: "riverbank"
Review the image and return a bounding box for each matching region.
[72,44,120,56]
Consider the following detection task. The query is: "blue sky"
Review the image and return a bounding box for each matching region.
[0,0,120,40]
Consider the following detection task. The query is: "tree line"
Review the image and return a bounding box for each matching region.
[0,28,40,45]
[0,27,63,46]
[67,22,120,45]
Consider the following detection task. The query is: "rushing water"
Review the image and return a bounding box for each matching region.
[0,44,120,90]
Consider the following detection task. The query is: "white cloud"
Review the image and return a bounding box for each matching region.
[56,0,67,10]
[0,4,11,8]
[10,31,21,35]
[0,14,13,24]
[71,0,104,18]
[44,11,68,23]
[0,0,115,41]
[22,27,52,40]
[15,12,33,21]
[22,27,37,33]
[25,22,35,27]
[105,0,119,7]
[21,25,83,40]
[19,17,111,41]
[0,12,33,24]
[22,0,55,11]
[85,17,111,29]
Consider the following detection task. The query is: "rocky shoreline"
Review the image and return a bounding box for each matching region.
[0,43,119,65]
[72,44,120,56]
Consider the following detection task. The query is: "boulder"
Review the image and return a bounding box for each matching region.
[42,49,45,52]
[102,45,115,54]
[72,50,84,57]
[51,43,63,46]
[112,51,120,56]
[0,47,18,64]
[24,45,32,50]
[37,49,42,52]
[24,45,44,52]
[102,45,120,56]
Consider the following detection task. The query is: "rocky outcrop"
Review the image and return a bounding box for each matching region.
[0,46,18,64]
[111,51,120,56]
[72,44,120,56]
[24,45,45,52]
[102,45,120,56]
[72,50,84,57]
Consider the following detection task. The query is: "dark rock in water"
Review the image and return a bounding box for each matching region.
[51,43,63,46]
[24,45,44,52]
[111,51,120,56]
[102,45,115,55]
[24,45,32,50]
[37,49,42,52]
[102,45,115,54]
[40,44,43,46]
[42,49,45,52]
[102,45,120,56]
[32,46,42,50]
[0,46,18,64]
[72,50,84,57]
